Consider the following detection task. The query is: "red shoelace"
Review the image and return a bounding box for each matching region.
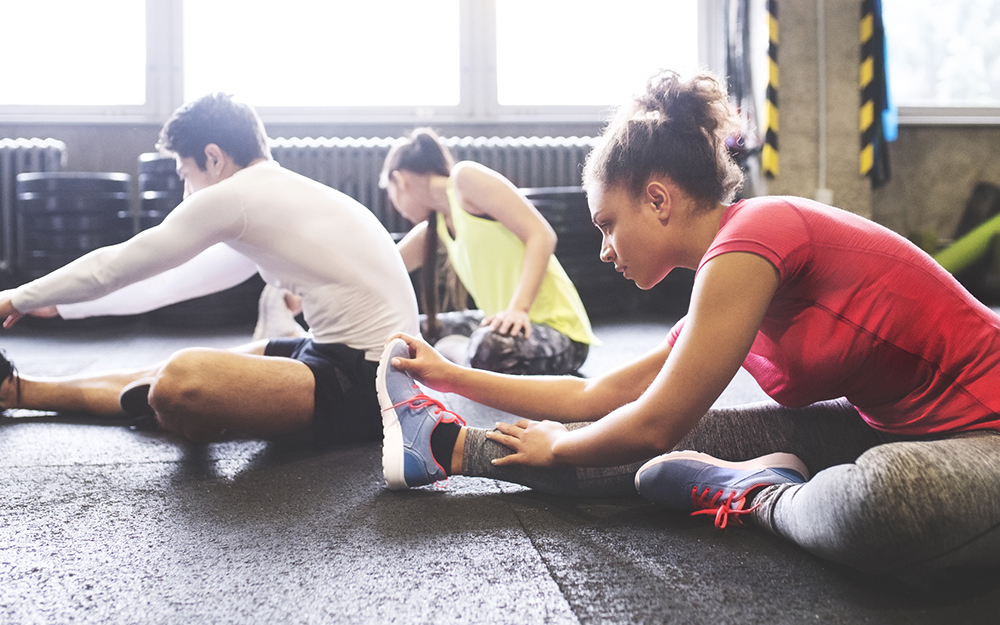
[386,389,467,427]
[689,484,766,529]
[384,389,466,488]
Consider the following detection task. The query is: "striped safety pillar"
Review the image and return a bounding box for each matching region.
[859,0,892,187]
[762,0,779,178]
[859,0,877,178]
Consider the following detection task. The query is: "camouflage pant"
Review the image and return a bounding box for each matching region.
[420,310,589,375]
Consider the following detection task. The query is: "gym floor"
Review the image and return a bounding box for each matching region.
[2,313,999,624]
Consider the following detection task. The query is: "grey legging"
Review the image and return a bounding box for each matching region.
[460,398,1000,576]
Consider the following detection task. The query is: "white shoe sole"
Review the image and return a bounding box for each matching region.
[377,339,408,491]
[635,450,810,492]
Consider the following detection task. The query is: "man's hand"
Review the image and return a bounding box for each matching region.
[0,297,24,329]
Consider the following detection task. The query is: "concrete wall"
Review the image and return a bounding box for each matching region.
[872,126,1000,243]
[762,0,871,218]
[763,0,1000,241]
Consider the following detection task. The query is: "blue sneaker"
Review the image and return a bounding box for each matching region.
[377,338,466,490]
[635,450,809,528]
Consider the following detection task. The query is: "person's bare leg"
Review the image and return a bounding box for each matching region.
[0,339,276,419]
[148,347,314,442]
[0,366,161,416]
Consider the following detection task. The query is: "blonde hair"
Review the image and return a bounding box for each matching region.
[583,70,743,206]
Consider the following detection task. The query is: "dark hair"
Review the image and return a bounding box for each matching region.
[156,92,271,170]
[380,128,456,342]
[583,70,744,206]
[379,127,454,186]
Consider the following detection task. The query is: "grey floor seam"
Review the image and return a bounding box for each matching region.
[497,480,585,625]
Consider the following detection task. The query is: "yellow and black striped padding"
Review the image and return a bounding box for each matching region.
[859,0,877,177]
[762,0,779,178]
[858,0,892,187]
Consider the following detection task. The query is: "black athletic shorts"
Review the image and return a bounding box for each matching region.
[265,338,381,447]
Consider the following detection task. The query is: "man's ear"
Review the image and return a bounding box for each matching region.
[203,144,226,175]
[645,179,673,224]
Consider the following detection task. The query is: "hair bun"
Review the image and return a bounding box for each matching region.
[582,69,744,205]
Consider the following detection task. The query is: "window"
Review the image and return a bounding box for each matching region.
[495,0,699,107]
[0,0,145,106]
[183,0,460,107]
[0,0,711,123]
[883,0,1000,122]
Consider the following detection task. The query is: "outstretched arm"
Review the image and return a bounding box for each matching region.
[4,184,243,324]
[55,244,258,319]
[452,162,556,338]
[488,252,779,468]
[388,329,672,423]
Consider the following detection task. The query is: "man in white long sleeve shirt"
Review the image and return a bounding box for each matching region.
[0,93,419,444]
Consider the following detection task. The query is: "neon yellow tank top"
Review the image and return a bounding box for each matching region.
[437,183,599,345]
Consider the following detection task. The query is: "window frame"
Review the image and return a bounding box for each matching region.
[0,0,178,123]
[896,107,1000,126]
[0,0,723,125]
[881,0,1000,125]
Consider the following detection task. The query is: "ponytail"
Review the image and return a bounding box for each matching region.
[380,128,457,342]
[379,127,454,186]
[422,213,441,342]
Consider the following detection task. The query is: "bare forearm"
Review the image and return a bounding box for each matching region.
[450,340,669,423]
[449,366,608,422]
[551,400,683,467]
[508,235,554,313]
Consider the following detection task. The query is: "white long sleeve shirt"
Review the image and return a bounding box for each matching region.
[12,160,418,360]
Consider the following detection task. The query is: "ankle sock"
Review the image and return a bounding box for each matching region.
[430,421,462,474]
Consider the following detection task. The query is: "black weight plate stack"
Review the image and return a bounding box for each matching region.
[522,186,638,318]
[136,153,265,327]
[147,273,265,328]
[137,153,183,230]
[953,182,1000,304]
[15,172,133,281]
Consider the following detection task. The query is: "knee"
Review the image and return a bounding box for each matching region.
[468,328,514,372]
[789,446,960,574]
[148,348,214,432]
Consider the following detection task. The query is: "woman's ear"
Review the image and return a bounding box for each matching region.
[645,179,673,223]
[390,169,406,190]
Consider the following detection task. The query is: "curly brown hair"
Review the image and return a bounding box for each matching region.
[583,70,743,207]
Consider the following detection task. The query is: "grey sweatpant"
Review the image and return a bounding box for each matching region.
[461,398,1000,575]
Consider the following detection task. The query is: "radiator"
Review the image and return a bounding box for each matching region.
[0,138,67,279]
[269,136,599,233]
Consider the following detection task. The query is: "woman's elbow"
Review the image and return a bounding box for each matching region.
[642,417,687,456]
[544,226,558,255]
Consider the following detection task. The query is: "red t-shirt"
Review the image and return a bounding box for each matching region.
[668,196,1000,435]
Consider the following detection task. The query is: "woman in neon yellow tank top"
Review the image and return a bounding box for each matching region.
[380,128,598,375]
